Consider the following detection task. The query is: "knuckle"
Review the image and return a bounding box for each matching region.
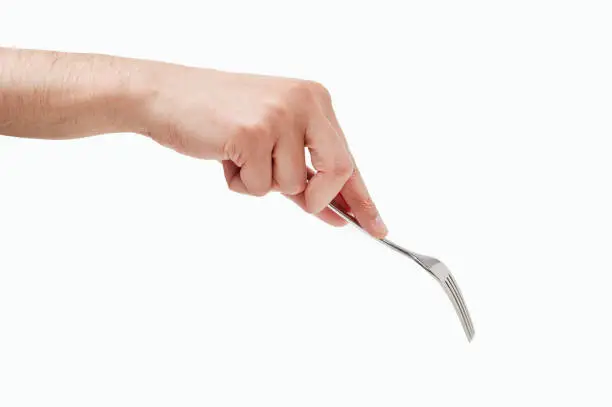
[332,157,354,178]
[223,138,247,167]
[347,167,361,182]
[306,80,332,103]
[236,122,269,139]
[288,81,316,106]
[266,102,289,123]
[226,122,273,164]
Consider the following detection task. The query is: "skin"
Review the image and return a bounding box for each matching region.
[0,47,388,237]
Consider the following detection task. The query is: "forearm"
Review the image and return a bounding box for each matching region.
[0,47,155,139]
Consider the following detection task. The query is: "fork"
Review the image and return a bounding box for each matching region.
[327,202,475,342]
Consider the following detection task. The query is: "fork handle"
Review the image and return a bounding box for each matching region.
[327,202,421,262]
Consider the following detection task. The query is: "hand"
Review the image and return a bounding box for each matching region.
[0,48,386,236]
[142,65,388,237]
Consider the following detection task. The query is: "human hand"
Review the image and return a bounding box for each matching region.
[142,64,388,237]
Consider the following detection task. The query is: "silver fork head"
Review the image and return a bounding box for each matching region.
[327,202,475,342]
[413,254,475,342]
[374,238,476,342]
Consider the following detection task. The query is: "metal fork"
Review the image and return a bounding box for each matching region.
[327,202,475,342]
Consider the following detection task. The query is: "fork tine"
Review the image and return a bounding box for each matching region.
[442,281,472,340]
[447,274,475,335]
[443,275,475,341]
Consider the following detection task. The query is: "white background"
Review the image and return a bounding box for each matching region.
[1,1,611,406]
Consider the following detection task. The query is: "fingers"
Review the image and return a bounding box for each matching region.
[284,192,347,227]
[225,137,306,197]
[303,112,353,213]
[316,90,388,238]
[219,79,387,239]
[339,168,388,238]
[227,154,347,228]
[272,132,307,195]
[223,157,273,197]
[239,152,273,196]
[223,131,274,197]
[281,167,347,226]
[222,160,247,194]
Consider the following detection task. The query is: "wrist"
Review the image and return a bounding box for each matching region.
[107,56,161,136]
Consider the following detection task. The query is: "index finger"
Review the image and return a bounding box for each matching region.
[339,164,388,238]
[315,94,388,238]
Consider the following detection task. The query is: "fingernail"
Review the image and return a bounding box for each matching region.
[373,215,388,236]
